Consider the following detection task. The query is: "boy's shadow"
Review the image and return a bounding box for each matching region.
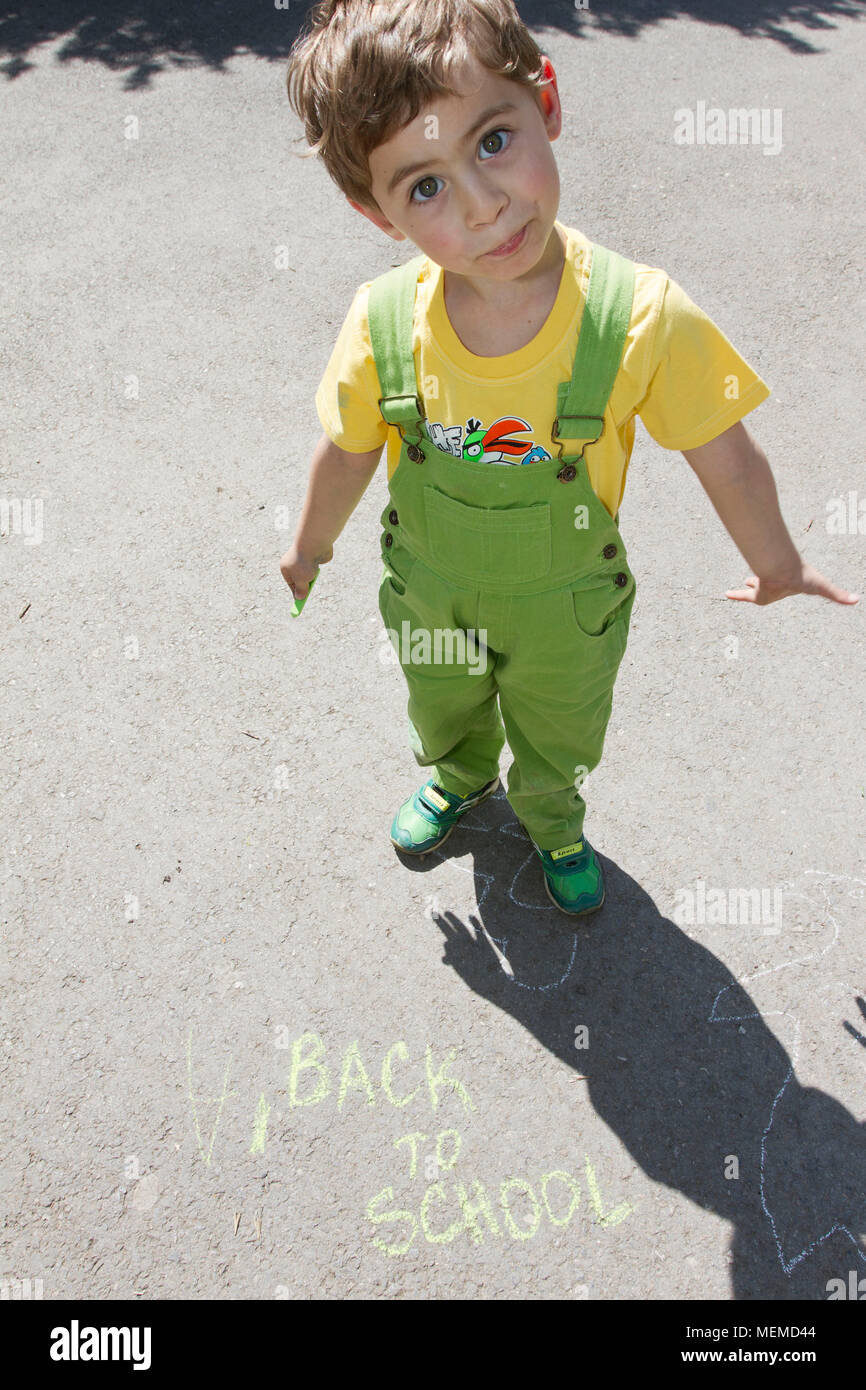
[398,793,866,1300]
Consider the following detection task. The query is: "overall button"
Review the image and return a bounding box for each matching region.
[557,463,577,482]
[388,509,399,525]
[614,571,628,587]
[602,542,618,559]
[384,533,393,547]
[406,444,425,463]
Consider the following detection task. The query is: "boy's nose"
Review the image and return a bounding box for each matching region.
[460,178,509,229]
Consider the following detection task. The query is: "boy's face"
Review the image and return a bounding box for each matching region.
[347,53,563,289]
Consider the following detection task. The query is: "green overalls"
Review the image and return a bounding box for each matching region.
[367,240,636,852]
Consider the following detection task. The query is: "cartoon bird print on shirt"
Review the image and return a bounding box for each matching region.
[461,416,551,465]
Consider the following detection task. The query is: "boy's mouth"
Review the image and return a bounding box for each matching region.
[484,222,528,258]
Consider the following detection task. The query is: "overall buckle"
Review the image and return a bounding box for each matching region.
[378,394,427,460]
[550,414,605,465]
[377,393,427,427]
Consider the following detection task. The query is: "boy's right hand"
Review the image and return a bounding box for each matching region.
[279,542,333,602]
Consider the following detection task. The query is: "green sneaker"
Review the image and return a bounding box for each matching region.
[534,836,605,916]
[390,776,500,855]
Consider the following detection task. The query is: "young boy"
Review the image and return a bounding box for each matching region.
[280,0,857,917]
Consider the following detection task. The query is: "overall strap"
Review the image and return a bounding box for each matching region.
[366,254,428,447]
[552,241,635,464]
[366,242,635,463]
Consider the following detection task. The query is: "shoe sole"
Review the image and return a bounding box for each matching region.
[391,776,500,856]
[543,871,605,917]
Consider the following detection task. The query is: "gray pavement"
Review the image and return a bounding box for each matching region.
[1,2,864,1301]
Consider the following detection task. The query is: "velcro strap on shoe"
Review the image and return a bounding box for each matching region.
[550,840,583,861]
[420,785,451,814]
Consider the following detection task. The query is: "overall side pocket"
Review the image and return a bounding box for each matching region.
[564,572,636,663]
[380,541,417,597]
[379,540,419,642]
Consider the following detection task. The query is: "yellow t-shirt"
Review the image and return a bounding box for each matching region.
[315,221,770,519]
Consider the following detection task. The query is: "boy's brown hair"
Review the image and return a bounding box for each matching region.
[286,0,547,213]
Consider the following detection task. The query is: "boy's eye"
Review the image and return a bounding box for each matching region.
[478,127,511,160]
[410,174,444,204]
[408,127,513,204]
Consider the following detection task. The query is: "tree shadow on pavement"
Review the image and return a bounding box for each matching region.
[2,0,863,86]
[400,808,866,1300]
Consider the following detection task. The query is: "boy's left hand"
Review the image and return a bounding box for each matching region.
[726,562,859,607]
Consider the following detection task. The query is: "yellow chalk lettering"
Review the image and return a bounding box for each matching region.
[420,1181,463,1245]
[454,1178,501,1244]
[337,1040,377,1110]
[435,1128,462,1172]
[366,1186,417,1256]
[287,1032,330,1108]
[584,1155,634,1227]
[500,1177,541,1241]
[425,1045,475,1116]
[393,1130,427,1179]
[540,1170,581,1227]
[186,1027,236,1168]
[381,1041,421,1108]
[248,1093,271,1156]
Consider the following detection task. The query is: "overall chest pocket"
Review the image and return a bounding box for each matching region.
[423,486,552,584]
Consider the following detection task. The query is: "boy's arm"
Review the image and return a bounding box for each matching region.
[279,432,383,599]
[681,422,859,607]
[293,431,383,558]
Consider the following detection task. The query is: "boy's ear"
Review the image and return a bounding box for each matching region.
[345,196,407,242]
[536,54,562,140]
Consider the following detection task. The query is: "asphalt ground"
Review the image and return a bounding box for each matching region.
[1,1,864,1307]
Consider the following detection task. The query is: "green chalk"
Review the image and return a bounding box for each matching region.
[290,569,319,617]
